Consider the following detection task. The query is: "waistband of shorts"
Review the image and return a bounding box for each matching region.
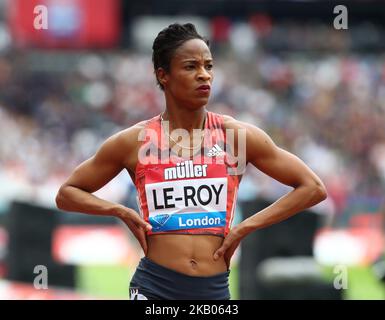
[139,256,230,282]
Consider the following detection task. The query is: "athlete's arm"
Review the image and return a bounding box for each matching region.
[243,123,327,226]
[56,126,152,253]
[214,117,327,264]
[56,129,132,217]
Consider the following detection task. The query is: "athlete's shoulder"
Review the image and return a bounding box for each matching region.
[117,114,160,139]
[114,121,144,142]
[221,114,237,125]
[220,113,272,151]
[108,116,156,150]
[221,113,264,133]
[220,113,247,131]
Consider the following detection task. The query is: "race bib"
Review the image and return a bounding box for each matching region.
[144,160,228,232]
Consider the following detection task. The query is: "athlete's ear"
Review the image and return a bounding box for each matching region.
[156,67,169,88]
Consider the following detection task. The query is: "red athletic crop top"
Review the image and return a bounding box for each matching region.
[134,111,242,237]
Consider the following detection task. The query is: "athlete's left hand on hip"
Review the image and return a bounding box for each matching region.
[213,225,244,269]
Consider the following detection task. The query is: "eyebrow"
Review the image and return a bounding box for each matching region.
[182,59,213,63]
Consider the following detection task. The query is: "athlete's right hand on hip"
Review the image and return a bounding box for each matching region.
[119,207,152,255]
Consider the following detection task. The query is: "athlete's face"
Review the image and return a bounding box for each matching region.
[158,39,214,109]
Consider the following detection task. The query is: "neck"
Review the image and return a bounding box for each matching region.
[161,105,207,133]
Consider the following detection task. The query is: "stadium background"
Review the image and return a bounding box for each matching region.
[0,0,385,299]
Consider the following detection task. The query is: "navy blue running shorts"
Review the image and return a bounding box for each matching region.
[129,257,231,300]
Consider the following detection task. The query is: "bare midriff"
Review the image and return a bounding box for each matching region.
[146,234,228,276]
[127,133,229,278]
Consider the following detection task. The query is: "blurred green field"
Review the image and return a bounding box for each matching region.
[322,265,385,300]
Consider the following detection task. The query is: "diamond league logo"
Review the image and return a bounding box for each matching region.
[152,213,171,226]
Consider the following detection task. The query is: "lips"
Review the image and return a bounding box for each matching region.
[197,85,211,91]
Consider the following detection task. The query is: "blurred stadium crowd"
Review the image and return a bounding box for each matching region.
[0,0,385,299]
[1,19,385,228]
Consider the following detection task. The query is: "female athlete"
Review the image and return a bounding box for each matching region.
[56,23,327,300]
